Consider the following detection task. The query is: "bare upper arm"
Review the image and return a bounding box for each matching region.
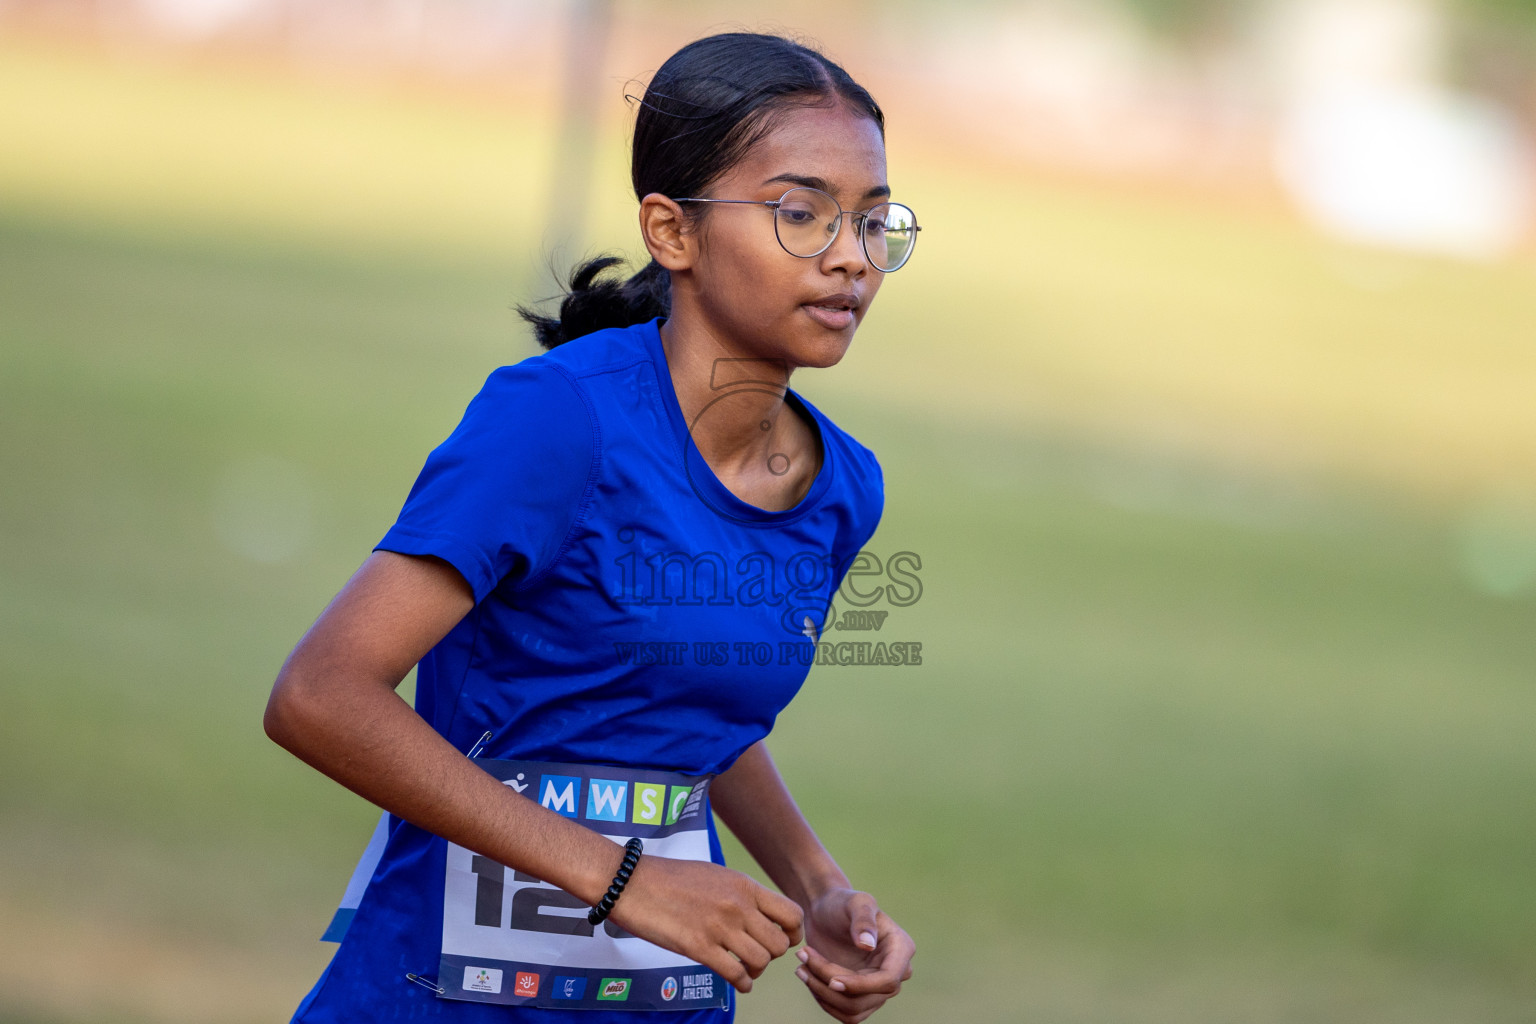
[274,550,477,697]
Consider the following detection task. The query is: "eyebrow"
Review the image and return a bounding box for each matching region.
[764,173,891,201]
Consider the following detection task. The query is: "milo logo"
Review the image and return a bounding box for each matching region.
[597,977,631,1002]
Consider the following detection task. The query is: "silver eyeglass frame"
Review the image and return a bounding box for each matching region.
[672,186,921,272]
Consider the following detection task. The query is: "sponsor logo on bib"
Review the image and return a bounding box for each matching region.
[552,976,586,1000]
[681,973,714,1000]
[666,785,691,824]
[632,783,666,825]
[586,779,629,822]
[660,976,679,1001]
[513,972,539,998]
[539,775,581,818]
[597,977,631,1001]
[679,783,708,821]
[464,966,502,994]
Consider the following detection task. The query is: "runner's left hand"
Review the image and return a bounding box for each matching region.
[794,888,915,1023]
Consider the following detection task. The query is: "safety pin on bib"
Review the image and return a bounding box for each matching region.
[465,730,492,759]
[406,973,446,995]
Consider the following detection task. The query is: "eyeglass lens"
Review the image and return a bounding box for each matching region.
[774,188,918,272]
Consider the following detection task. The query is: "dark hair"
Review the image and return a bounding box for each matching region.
[519,32,884,349]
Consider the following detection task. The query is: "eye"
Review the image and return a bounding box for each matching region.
[779,207,818,226]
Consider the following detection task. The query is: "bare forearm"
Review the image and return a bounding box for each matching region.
[711,741,850,908]
[264,668,620,905]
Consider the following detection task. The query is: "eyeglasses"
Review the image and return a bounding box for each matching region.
[672,187,920,273]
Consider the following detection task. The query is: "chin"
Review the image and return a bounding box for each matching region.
[791,330,855,370]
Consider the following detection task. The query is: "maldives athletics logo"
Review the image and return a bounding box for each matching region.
[660,976,679,1002]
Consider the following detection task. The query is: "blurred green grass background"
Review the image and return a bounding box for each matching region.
[2,33,1535,1024]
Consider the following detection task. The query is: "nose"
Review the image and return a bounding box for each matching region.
[819,210,869,276]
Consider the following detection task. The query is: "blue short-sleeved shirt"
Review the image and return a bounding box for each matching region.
[293,317,883,1023]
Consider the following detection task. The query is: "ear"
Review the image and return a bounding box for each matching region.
[638,193,695,273]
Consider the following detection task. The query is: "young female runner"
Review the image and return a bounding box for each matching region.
[265,31,918,1024]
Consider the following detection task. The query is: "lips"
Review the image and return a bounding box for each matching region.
[807,292,859,313]
[802,293,860,330]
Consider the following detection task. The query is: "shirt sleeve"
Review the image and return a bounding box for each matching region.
[373,360,596,605]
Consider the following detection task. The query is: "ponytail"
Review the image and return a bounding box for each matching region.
[518,256,671,350]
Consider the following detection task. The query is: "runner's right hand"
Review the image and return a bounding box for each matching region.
[607,855,804,993]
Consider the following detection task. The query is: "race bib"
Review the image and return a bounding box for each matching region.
[437,758,728,1011]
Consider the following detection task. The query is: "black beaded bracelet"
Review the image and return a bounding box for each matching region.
[588,837,644,925]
